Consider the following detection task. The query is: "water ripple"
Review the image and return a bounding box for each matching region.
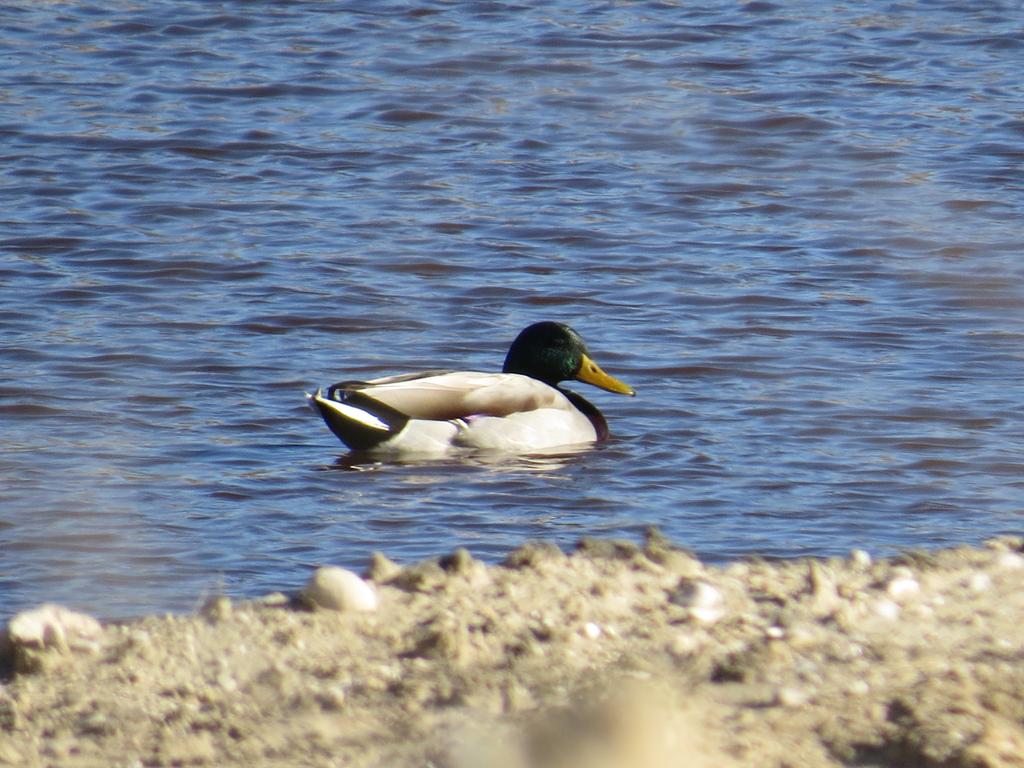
[1,0,1022,619]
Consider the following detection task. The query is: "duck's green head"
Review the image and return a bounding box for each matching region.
[502,321,635,395]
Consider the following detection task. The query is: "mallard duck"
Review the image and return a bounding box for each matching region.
[307,321,635,454]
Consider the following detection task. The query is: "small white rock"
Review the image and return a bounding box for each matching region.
[7,604,103,651]
[874,598,901,620]
[302,567,378,612]
[968,572,991,593]
[849,549,872,568]
[670,579,725,624]
[776,686,810,708]
[886,575,920,601]
[582,622,602,639]
[668,632,702,657]
[996,551,1024,570]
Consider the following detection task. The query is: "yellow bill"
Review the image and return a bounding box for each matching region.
[575,353,636,396]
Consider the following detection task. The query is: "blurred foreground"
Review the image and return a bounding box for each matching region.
[2,532,1023,767]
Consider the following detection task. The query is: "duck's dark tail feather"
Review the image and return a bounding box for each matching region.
[307,386,409,451]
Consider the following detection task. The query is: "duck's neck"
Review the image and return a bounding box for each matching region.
[560,388,609,441]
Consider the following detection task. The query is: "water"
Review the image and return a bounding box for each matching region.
[2,0,1022,620]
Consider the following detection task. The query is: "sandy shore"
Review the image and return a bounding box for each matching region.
[2,531,1024,767]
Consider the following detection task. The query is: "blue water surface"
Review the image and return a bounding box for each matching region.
[1,0,1023,618]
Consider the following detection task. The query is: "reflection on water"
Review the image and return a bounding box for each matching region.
[2,0,1023,619]
[330,445,592,475]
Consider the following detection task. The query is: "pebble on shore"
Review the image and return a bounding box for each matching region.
[300,566,379,612]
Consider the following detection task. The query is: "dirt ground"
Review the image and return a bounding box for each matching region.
[2,531,1024,768]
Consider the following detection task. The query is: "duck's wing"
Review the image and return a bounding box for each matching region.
[330,371,569,421]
